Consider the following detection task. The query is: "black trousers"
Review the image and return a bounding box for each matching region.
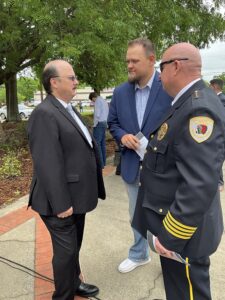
[41,214,85,300]
[160,255,211,300]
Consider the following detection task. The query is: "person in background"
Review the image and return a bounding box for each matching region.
[108,37,171,273]
[210,78,225,191]
[210,78,225,107]
[89,92,109,168]
[28,60,105,300]
[132,43,225,300]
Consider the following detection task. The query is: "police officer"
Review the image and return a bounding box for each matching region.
[210,78,225,191]
[132,43,225,300]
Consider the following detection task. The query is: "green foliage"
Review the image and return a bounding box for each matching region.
[0,121,28,150]
[0,85,6,105]
[17,77,38,102]
[128,0,225,57]
[0,0,225,93]
[0,151,21,178]
[214,72,225,93]
[82,113,93,127]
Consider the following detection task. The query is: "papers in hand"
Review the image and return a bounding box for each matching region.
[135,132,148,160]
[147,231,190,266]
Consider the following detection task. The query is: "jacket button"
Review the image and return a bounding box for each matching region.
[151,134,154,139]
[153,147,157,151]
[159,208,163,213]
[139,182,142,187]
[140,165,143,170]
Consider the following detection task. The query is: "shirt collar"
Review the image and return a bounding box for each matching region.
[171,78,201,106]
[217,92,222,96]
[135,70,156,91]
[56,98,70,109]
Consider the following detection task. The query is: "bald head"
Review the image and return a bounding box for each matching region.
[160,43,202,97]
[164,43,202,73]
[42,59,78,102]
[42,60,72,94]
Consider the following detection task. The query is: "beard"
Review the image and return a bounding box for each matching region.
[128,72,141,84]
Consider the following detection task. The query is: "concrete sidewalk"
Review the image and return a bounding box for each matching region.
[0,165,225,299]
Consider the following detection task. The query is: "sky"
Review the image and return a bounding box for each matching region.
[200,40,225,81]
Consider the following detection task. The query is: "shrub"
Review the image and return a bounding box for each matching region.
[0,151,22,178]
[0,121,28,151]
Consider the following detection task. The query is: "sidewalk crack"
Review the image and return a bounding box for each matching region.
[0,292,33,299]
[0,240,34,243]
[137,271,162,300]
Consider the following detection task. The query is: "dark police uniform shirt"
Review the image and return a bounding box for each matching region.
[132,79,225,259]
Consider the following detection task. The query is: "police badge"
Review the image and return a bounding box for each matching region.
[157,123,168,141]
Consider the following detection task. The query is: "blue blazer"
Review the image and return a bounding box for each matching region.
[108,72,172,184]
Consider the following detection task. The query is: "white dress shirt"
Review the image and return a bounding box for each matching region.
[57,98,93,147]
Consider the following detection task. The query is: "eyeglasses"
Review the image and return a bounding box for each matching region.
[159,58,189,72]
[52,75,78,81]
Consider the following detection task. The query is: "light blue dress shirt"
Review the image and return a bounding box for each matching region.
[93,96,109,127]
[135,71,155,128]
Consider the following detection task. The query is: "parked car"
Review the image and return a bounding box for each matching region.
[29,100,41,107]
[0,106,7,120]
[0,104,33,120]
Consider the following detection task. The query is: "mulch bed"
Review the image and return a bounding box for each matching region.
[0,148,33,207]
[0,126,117,208]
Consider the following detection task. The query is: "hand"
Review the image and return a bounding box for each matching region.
[121,134,140,150]
[155,237,174,259]
[57,206,73,218]
[219,184,224,192]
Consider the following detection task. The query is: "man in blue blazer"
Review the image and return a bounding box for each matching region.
[108,37,172,273]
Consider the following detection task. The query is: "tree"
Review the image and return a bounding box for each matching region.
[0,0,76,120]
[0,0,225,120]
[62,0,225,90]
[214,73,225,93]
[17,77,39,102]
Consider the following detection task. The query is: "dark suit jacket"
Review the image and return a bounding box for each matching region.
[132,80,225,258]
[108,72,172,184]
[27,95,105,216]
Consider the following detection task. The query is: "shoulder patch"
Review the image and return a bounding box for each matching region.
[189,116,214,143]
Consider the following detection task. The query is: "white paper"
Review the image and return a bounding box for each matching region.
[147,231,190,266]
[135,132,148,160]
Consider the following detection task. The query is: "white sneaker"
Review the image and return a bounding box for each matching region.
[118,258,151,273]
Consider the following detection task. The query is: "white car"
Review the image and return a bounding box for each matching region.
[0,104,33,120]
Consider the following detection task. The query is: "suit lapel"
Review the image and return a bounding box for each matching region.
[149,79,206,134]
[141,72,161,130]
[48,95,92,147]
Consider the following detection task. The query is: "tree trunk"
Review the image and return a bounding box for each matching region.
[0,122,5,143]
[5,74,19,122]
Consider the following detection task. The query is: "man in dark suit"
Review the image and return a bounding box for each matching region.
[210,78,225,191]
[28,60,105,300]
[108,37,171,273]
[132,43,225,300]
[210,78,225,107]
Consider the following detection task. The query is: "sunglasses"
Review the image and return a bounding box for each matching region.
[159,58,189,72]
